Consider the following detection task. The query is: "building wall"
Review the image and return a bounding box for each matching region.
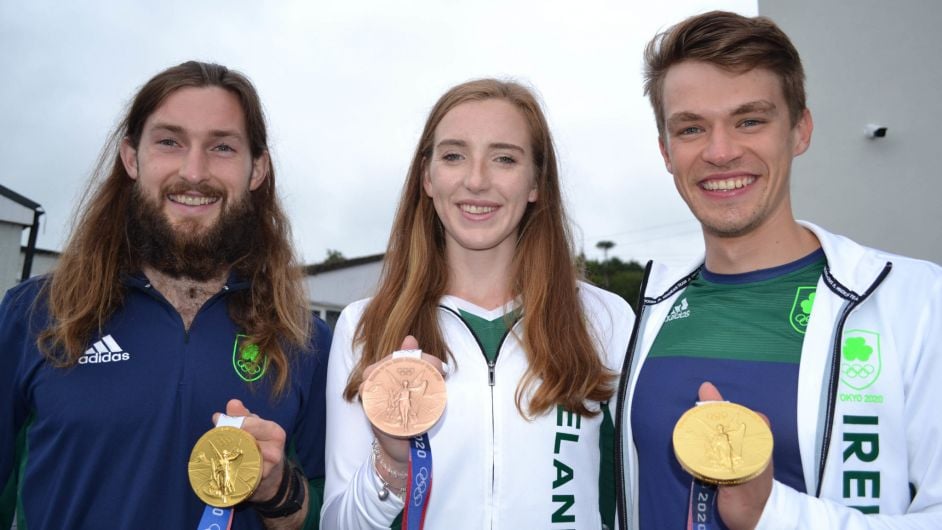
[759,0,942,264]
[304,259,384,326]
[1,222,23,294]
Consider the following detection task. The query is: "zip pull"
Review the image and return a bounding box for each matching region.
[488,362,496,386]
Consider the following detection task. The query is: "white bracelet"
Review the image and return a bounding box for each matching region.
[370,444,406,501]
[372,439,408,479]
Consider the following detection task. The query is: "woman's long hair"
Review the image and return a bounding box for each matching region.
[344,79,614,417]
[38,61,311,397]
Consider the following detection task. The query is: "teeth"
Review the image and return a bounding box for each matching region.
[169,194,218,206]
[461,204,496,214]
[702,176,755,191]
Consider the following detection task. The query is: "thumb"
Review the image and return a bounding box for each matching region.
[211,398,251,425]
[698,381,725,402]
[400,335,420,351]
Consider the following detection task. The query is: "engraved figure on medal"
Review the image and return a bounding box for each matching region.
[188,427,262,507]
[362,357,447,438]
[672,402,773,485]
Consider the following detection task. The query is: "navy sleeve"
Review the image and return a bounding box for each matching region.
[0,281,43,527]
[292,316,331,529]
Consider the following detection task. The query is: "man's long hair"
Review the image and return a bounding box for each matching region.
[39,61,311,396]
[343,79,614,418]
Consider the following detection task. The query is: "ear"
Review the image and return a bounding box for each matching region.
[119,138,139,180]
[528,169,538,203]
[658,134,674,174]
[792,108,814,157]
[422,158,433,197]
[249,150,270,191]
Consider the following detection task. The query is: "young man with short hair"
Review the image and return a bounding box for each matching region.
[615,11,942,530]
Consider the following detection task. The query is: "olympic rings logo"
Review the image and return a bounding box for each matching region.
[793,313,809,326]
[237,359,262,374]
[843,364,875,378]
[411,466,430,505]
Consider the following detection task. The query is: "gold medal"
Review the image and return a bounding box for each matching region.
[188,425,262,507]
[362,352,447,438]
[672,401,773,486]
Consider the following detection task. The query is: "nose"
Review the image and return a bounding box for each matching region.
[178,148,209,183]
[463,157,490,192]
[701,127,743,167]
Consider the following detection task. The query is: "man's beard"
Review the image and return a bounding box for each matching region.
[127,183,261,281]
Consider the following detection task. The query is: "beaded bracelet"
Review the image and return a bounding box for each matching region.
[371,440,407,500]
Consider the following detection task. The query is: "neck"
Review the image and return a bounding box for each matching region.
[703,218,820,274]
[445,245,515,310]
[142,264,229,330]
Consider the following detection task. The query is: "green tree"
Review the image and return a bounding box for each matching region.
[322,249,346,265]
[583,255,644,312]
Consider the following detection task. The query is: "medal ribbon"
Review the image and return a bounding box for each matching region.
[195,415,244,530]
[402,432,433,530]
[686,479,721,530]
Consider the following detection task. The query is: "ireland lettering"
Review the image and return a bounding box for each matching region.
[842,415,880,513]
[551,406,581,526]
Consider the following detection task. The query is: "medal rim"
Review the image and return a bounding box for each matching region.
[188,425,262,507]
[672,401,773,486]
[362,356,447,439]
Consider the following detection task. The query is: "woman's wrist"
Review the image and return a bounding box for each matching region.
[371,439,408,499]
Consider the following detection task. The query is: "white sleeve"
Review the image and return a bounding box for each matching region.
[320,302,404,529]
[758,480,942,530]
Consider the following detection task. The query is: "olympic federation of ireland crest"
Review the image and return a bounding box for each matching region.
[840,329,881,391]
[232,334,268,382]
[788,287,817,334]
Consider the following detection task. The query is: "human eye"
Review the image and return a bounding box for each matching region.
[494,155,517,165]
[212,143,236,153]
[156,137,179,147]
[441,152,463,162]
[674,125,702,137]
[738,118,766,129]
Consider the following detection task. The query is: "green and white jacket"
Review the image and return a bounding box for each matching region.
[323,282,632,529]
[615,222,942,529]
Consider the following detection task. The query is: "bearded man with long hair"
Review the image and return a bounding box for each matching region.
[0,61,329,530]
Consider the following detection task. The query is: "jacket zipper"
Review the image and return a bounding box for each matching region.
[815,262,892,496]
[440,306,519,528]
[614,262,699,530]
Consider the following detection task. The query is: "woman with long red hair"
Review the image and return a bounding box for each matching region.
[321,79,632,529]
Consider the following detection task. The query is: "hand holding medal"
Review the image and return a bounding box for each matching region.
[672,383,774,530]
[360,336,448,530]
[188,399,305,528]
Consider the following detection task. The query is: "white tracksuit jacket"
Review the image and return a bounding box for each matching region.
[615,222,942,529]
[322,282,632,529]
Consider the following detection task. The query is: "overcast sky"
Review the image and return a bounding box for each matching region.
[1,0,756,267]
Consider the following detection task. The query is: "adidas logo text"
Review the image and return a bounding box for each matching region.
[665,298,690,322]
[79,334,131,365]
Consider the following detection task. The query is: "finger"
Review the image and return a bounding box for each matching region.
[400,335,419,350]
[226,398,251,417]
[698,381,724,402]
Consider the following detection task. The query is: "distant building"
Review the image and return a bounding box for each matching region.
[303,253,384,328]
[0,184,44,294]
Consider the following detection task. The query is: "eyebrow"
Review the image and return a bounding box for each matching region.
[435,138,526,153]
[666,100,779,129]
[732,100,778,116]
[149,122,244,140]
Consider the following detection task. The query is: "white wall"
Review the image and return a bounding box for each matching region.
[0,223,23,293]
[304,259,384,311]
[760,0,942,264]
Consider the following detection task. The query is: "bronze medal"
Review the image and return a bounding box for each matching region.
[672,401,773,486]
[362,354,447,438]
[188,426,262,507]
